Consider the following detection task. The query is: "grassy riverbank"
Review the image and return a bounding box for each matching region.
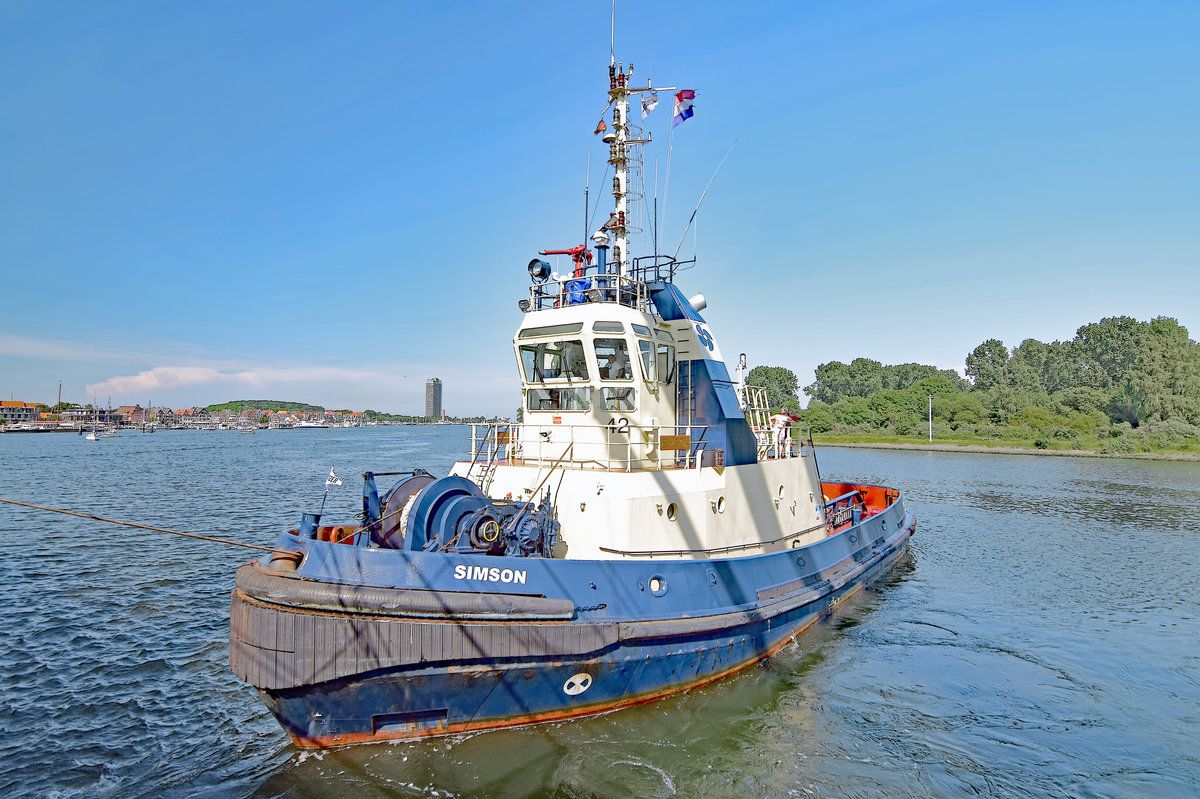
[810,432,1200,460]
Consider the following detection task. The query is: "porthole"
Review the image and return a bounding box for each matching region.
[716,496,726,514]
[649,576,668,596]
[777,485,786,500]
[666,503,678,521]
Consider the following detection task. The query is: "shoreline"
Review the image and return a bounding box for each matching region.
[813,439,1200,461]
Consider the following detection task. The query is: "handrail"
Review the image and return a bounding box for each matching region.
[469,421,710,472]
[527,273,649,312]
[822,490,863,508]
[466,423,493,476]
[630,254,697,284]
[823,489,865,529]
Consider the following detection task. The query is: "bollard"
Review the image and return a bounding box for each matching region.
[299,512,322,539]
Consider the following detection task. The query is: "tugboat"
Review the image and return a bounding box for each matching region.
[230,53,916,749]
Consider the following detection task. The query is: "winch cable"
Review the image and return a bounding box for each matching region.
[0,497,278,553]
[331,502,410,545]
[329,468,431,545]
[505,443,574,535]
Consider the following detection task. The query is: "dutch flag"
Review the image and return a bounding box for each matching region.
[673,89,695,127]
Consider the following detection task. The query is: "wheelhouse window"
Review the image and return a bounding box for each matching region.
[526,387,591,411]
[657,342,676,384]
[519,322,583,339]
[602,387,636,411]
[594,338,632,381]
[654,329,676,384]
[519,340,589,383]
[638,338,675,384]
[638,340,657,382]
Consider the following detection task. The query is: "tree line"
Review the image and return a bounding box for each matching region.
[750,315,1200,454]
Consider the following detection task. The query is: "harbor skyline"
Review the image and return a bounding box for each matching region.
[0,394,477,426]
[3,2,1197,416]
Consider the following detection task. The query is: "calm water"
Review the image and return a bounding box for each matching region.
[1,429,1197,798]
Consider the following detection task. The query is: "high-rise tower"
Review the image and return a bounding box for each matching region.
[425,378,443,419]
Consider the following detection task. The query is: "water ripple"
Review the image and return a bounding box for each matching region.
[2,434,1198,797]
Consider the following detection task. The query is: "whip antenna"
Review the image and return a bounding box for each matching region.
[672,140,737,259]
[610,0,616,64]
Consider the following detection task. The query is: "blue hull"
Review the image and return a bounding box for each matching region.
[231,487,914,747]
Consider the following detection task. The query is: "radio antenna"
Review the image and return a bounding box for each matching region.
[610,0,616,64]
[672,140,737,259]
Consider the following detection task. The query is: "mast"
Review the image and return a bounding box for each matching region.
[604,62,664,277]
[606,63,631,276]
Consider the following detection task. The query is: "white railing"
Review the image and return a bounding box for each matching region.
[469,422,711,473]
[526,273,649,312]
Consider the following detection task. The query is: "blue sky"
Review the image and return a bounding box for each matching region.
[2,1,1197,416]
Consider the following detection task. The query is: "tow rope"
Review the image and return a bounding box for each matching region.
[0,497,278,553]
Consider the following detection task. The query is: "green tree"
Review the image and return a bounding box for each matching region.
[965,339,1009,391]
[980,385,1043,424]
[910,376,962,397]
[808,359,967,403]
[1053,386,1110,416]
[1007,339,1052,394]
[799,403,834,433]
[935,391,986,428]
[1114,317,1200,425]
[746,365,800,409]
[847,358,885,397]
[835,397,873,428]
[1012,406,1058,431]
[1041,341,1089,392]
[1074,316,1150,389]
[805,361,852,404]
[883,363,937,391]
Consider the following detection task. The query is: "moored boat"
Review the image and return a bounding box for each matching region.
[230,49,915,748]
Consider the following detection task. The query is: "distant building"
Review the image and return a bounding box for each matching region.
[0,401,40,423]
[115,405,147,425]
[425,378,443,419]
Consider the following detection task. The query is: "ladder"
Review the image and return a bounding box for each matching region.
[738,385,774,459]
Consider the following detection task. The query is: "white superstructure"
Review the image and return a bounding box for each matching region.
[442,61,828,561]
